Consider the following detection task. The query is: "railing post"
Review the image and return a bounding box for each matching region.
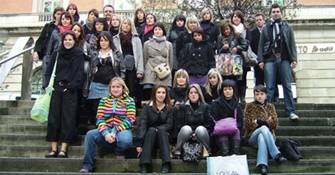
[21,51,32,100]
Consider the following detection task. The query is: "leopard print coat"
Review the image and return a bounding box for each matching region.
[244,101,278,139]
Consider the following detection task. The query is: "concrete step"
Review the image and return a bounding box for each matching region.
[273,103,335,110]
[1,115,335,127]
[2,107,335,118]
[1,124,335,136]
[0,145,333,159]
[0,100,34,108]
[0,173,334,175]
[0,157,334,173]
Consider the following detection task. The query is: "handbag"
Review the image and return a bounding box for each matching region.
[277,138,303,161]
[31,53,58,123]
[207,155,249,175]
[212,108,238,136]
[182,141,203,162]
[215,53,243,76]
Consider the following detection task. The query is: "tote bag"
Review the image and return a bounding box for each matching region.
[207,155,249,175]
[31,54,58,123]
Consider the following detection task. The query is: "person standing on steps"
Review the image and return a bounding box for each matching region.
[257,3,299,120]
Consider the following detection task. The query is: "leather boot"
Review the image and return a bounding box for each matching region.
[220,145,230,156]
[232,139,240,155]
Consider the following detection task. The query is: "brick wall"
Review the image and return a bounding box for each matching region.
[69,0,104,12]
[0,0,32,14]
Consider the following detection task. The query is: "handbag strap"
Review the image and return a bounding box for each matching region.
[47,52,59,88]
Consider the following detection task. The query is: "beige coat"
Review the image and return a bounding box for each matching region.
[140,37,173,87]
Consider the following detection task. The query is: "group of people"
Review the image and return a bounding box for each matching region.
[32,2,299,175]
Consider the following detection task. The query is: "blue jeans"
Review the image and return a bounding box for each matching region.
[248,126,280,166]
[82,129,133,171]
[264,59,295,116]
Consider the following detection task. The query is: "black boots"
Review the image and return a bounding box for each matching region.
[274,153,287,164]
[220,145,230,156]
[139,164,152,173]
[232,139,240,155]
[257,164,268,175]
[161,163,171,173]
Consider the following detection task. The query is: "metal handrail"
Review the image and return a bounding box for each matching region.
[0,45,34,66]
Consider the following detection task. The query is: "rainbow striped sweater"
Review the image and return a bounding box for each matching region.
[96,94,136,137]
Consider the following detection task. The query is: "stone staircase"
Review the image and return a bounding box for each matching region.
[0,100,335,174]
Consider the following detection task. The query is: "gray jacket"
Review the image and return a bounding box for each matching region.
[113,33,144,75]
[257,21,297,63]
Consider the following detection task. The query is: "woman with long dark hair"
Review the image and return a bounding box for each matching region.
[33,7,64,62]
[134,8,146,42]
[86,31,122,124]
[66,3,80,23]
[83,9,99,35]
[142,13,157,42]
[135,85,173,173]
[45,31,84,158]
[167,15,186,74]
[71,23,85,49]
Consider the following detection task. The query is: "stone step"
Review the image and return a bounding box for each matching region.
[0,145,333,159]
[0,101,34,108]
[273,103,335,110]
[1,133,335,147]
[0,173,334,175]
[1,115,335,127]
[0,157,334,173]
[1,107,335,118]
[1,124,334,136]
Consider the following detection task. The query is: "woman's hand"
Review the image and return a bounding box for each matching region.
[231,47,238,54]
[32,52,39,62]
[136,147,142,158]
[104,133,116,144]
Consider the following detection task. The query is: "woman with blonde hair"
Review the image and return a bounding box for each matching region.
[80,77,136,173]
[113,17,144,107]
[170,69,189,106]
[203,68,222,103]
[110,14,121,36]
[200,8,219,50]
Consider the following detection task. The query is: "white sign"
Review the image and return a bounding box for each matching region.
[297,43,335,54]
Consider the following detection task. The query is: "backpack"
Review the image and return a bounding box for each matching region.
[277,138,303,161]
[182,141,203,162]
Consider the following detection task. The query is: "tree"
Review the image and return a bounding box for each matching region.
[178,0,300,25]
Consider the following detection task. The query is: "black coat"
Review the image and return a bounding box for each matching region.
[175,31,192,60]
[135,104,173,147]
[210,97,243,130]
[179,40,215,76]
[135,21,145,43]
[247,27,261,54]
[169,87,188,104]
[172,102,214,141]
[49,46,85,91]
[200,20,220,50]
[34,22,57,60]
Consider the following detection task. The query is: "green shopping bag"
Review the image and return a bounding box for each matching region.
[31,54,58,123]
[30,86,53,123]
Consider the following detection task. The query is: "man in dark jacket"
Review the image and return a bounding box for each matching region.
[257,3,299,120]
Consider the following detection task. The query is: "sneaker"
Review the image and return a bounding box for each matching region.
[289,113,299,120]
[79,167,91,173]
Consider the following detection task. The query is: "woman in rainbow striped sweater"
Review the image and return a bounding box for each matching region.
[80,77,136,173]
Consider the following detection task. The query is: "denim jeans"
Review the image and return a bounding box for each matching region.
[248,126,280,166]
[82,129,133,171]
[264,59,295,116]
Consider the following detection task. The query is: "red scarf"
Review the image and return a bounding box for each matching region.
[58,25,72,35]
[144,25,154,35]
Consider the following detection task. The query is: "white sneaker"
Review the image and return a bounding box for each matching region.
[289,113,299,120]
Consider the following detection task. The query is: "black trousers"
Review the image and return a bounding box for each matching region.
[254,64,265,85]
[46,90,78,143]
[140,127,171,165]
